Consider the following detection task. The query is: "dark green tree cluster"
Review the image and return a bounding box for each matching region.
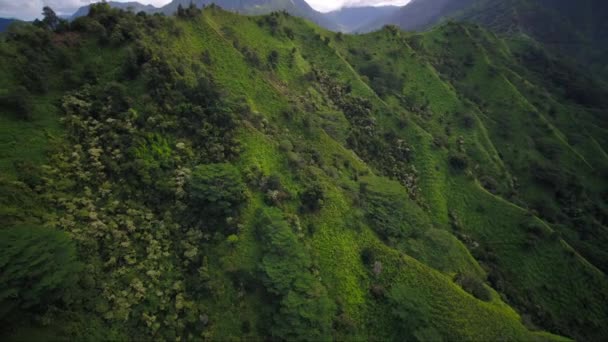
[358,62,403,98]
[0,226,81,320]
[188,163,247,219]
[255,208,335,340]
[176,3,202,19]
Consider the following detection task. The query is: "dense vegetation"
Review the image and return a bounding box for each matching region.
[0,4,607,341]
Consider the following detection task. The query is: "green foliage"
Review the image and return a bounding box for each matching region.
[268,50,279,69]
[255,208,335,341]
[361,181,431,242]
[0,86,33,120]
[0,226,81,319]
[358,62,403,97]
[454,272,491,301]
[299,182,325,213]
[189,163,246,219]
[41,7,60,31]
[388,284,442,342]
[448,152,469,171]
[176,3,202,19]
[0,6,606,342]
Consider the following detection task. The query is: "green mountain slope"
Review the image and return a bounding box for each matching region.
[373,0,608,79]
[1,4,607,341]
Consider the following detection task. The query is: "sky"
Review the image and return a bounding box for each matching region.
[0,0,412,20]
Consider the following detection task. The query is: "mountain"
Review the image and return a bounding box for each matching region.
[2,4,608,342]
[324,6,400,33]
[0,18,17,32]
[364,0,476,31]
[71,1,158,19]
[458,0,608,78]
[160,0,337,29]
[367,0,608,78]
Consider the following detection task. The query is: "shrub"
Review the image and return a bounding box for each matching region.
[454,273,491,302]
[188,163,246,218]
[278,139,293,152]
[242,46,261,67]
[300,183,325,213]
[254,208,335,341]
[0,226,81,319]
[448,152,469,171]
[201,50,212,65]
[462,114,475,128]
[268,50,279,69]
[479,175,499,194]
[0,86,33,120]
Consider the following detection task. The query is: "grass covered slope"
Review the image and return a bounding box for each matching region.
[0,4,606,341]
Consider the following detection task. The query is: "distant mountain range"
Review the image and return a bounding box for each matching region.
[363,0,475,31]
[365,0,608,78]
[324,6,399,33]
[0,18,17,32]
[458,0,608,76]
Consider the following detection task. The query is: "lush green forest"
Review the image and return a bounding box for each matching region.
[1,4,607,341]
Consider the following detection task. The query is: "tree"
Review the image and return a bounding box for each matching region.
[42,6,59,30]
[454,273,492,301]
[448,152,469,171]
[254,208,335,341]
[177,4,185,17]
[0,226,81,319]
[268,50,279,69]
[300,183,325,213]
[0,86,33,120]
[188,163,246,218]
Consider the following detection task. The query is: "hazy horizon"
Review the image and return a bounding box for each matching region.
[0,0,412,20]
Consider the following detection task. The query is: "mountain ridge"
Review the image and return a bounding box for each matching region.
[71,1,158,19]
[0,18,18,32]
[1,3,607,341]
[367,0,608,78]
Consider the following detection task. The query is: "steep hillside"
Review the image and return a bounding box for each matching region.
[1,4,607,341]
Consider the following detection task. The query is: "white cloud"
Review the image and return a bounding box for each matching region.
[306,0,411,12]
